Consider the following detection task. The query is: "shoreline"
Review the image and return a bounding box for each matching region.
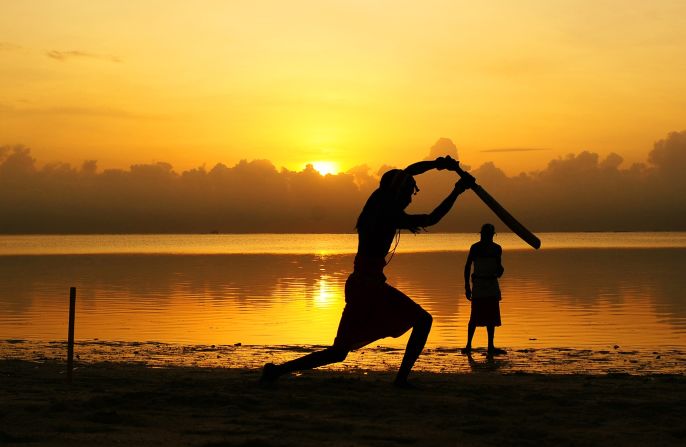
[2,339,685,376]
[1,359,684,446]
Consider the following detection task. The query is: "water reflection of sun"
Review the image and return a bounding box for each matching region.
[310,161,339,176]
[315,275,338,307]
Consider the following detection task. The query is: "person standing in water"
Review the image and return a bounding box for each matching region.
[261,156,475,387]
[461,223,506,356]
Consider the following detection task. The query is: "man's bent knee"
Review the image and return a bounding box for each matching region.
[417,310,433,329]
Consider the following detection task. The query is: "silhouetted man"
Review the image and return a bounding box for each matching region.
[461,223,506,356]
[262,156,474,387]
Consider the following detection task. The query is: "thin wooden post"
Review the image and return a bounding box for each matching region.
[67,287,76,383]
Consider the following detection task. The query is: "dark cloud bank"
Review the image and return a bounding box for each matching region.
[1,131,685,234]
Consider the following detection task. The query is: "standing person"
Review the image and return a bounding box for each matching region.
[261,156,475,387]
[461,223,506,356]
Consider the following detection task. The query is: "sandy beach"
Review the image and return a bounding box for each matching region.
[1,359,684,446]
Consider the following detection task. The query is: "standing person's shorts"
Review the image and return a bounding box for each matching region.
[333,273,425,350]
[469,276,502,327]
[469,297,502,327]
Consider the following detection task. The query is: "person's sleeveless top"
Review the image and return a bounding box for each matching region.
[471,256,501,299]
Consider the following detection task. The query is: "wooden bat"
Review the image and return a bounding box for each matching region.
[451,161,541,249]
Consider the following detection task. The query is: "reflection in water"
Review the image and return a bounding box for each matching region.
[315,275,336,307]
[0,249,685,351]
[465,352,509,373]
[387,249,686,349]
[3,232,686,255]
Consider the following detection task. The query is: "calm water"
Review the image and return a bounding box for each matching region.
[0,233,684,356]
[3,232,686,255]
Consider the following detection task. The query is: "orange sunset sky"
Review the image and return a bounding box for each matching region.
[2,0,685,176]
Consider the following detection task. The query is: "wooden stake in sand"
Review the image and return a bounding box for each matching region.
[67,287,76,383]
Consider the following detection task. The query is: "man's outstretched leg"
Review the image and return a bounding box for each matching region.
[261,346,349,383]
[394,310,433,387]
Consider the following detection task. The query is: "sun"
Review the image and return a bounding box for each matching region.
[310,161,340,176]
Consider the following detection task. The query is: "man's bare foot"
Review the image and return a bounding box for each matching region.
[460,346,472,354]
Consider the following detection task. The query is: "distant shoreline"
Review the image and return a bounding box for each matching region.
[3,231,684,236]
[2,232,686,256]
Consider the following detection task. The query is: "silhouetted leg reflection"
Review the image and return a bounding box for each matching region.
[395,311,432,387]
[466,352,476,368]
[466,351,502,372]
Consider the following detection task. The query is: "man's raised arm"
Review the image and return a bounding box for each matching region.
[423,180,469,226]
[404,157,451,176]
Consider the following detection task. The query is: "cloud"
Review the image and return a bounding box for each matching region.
[0,147,368,233]
[38,106,141,118]
[0,103,162,120]
[425,138,459,160]
[481,148,551,153]
[0,42,22,52]
[46,50,121,63]
[345,164,377,191]
[648,131,686,176]
[1,131,685,233]
[0,145,35,179]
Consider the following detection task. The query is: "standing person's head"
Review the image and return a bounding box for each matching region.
[379,169,418,210]
[480,223,495,242]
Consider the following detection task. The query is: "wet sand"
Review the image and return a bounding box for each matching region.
[1,359,685,446]
[3,339,685,375]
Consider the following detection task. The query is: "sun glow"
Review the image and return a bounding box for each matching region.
[310,161,340,176]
